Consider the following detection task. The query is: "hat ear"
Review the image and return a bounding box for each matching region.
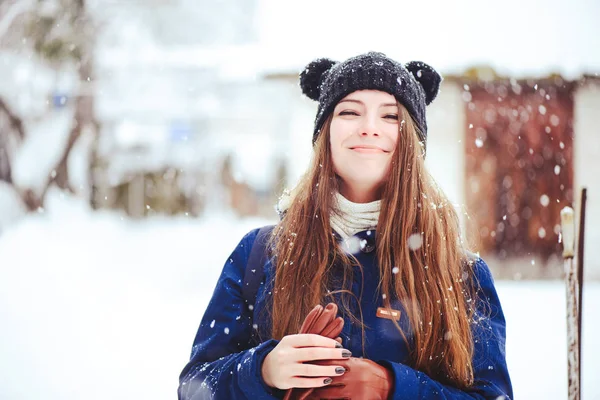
[299,58,337,101]
[405,61,442,105]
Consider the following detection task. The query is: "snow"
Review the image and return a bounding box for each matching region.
[0,191,275,400]
[0,181,27,233]
[10,109,73,194]
[0,51,56,118]
[0,193,598,399]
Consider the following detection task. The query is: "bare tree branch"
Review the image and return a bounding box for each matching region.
[0,97,25,141]
[0,0,33,39]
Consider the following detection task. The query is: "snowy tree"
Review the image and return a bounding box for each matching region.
[0,0,99,210]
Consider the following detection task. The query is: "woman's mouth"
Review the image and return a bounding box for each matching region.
[350,147,386,154]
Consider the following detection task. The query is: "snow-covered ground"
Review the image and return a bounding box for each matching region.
[0,193,598,400]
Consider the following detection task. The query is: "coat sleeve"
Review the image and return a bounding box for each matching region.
[178,228,284,400]
[376,257,513,399]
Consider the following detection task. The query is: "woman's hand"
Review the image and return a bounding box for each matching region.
[261,333,351,390]
[283,303,345,399]
[305,357,394,400]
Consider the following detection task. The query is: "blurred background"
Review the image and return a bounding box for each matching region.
[0,0,598,399]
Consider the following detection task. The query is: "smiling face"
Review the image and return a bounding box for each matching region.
[329,90,400,203]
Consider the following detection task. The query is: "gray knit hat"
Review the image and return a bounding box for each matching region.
[299,51,442,151]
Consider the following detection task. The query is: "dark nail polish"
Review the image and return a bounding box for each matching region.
[342,350,352,358]
[335,367,346,374]
[324,378,333,385]
[335,342,343,348]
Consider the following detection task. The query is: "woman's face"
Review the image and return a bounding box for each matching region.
[329,90,400,202]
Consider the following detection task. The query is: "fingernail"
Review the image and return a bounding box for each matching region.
[325,303,334,310]
[323,378,332,385]
[342,350,352,358]
[335,367,346,374]
[335,342,343,348]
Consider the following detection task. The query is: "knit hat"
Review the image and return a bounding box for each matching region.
[299,51,442,151]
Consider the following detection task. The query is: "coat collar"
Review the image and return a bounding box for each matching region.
[277,188,378,254]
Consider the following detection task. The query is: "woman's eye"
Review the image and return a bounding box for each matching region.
[339,111,359,116]
[385,114,399,120]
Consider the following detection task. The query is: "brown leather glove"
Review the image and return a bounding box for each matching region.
[304,357,394,400]
[283,303,345,400]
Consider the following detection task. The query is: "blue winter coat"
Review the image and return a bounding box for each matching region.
[178,226,513,399]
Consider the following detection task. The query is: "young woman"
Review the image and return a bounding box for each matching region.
[178,52,513,399]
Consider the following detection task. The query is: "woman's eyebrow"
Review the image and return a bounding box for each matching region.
[337,99,397,108]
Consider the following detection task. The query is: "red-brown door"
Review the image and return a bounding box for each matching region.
[464,78,575,264]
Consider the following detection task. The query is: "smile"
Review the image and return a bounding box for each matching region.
[350,147,387,153]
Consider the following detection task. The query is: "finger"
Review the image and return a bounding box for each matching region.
[305,359,337,366]
[306,359,350,370]
[309,303,337,334]
[285,388,307,400]
[282,389,293,400]
[287,333,341,349]
[320,317,344,339]
[300,305,323,334]
[309,383,349,399]
[292,363,347,378]
[334,337,343,344]
[297,388,314,400]
[289,376,336,389]
[292,347,351,362]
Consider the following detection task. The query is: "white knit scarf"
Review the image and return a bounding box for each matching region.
[330,192,381,240]
[276,189,381,240]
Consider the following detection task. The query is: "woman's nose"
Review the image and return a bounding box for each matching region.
[360,117,379,137]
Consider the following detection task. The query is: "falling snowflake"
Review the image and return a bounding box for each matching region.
[538,227,546,238]
[341,236,363,255]
[407,233,423,250]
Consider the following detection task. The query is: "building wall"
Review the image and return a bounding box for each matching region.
[425,81,467,232]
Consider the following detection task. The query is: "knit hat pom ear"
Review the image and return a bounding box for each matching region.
[299,58,337,101]
[405,61,442,105]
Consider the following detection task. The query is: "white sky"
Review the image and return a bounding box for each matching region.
[256,0,600,78]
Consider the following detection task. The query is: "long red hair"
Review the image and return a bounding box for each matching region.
[263,104,477,388]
